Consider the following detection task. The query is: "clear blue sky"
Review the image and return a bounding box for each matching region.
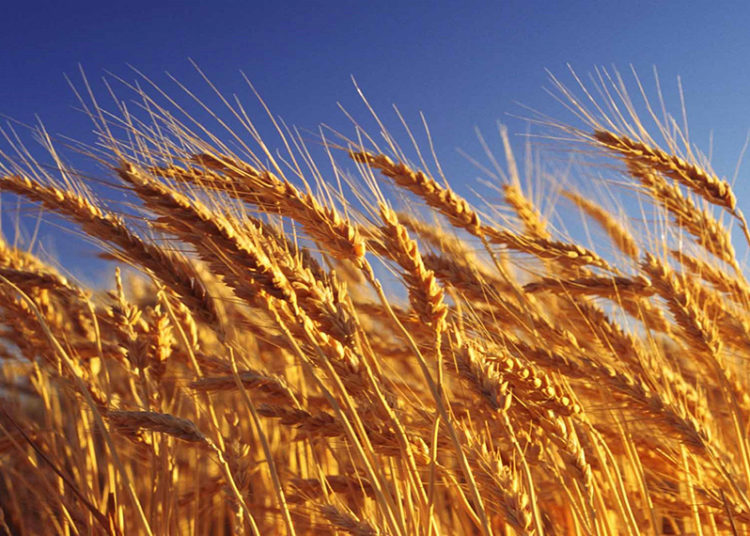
[2,1,750,278]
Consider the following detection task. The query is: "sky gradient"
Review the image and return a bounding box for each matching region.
[2,1,750,278]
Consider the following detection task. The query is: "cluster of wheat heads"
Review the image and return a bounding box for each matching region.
[0,72,749,535]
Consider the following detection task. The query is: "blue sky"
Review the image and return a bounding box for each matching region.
[2,1,750,278]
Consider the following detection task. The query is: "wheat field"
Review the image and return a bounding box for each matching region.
[0,70,747,535]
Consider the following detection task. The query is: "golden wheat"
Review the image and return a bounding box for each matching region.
[0,69,749,536]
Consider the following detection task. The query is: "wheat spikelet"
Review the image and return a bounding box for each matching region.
[593,130,738,214]
[483,227,613,271]
[627,162,740,270]
[674,249,750,306]
[562,190,640,260]
[118,163,295,307]
[641,253,722,356]
[351,151,482,236]
[190,369,298,406]
[524,275,655,300]
[192,153,368,266]
[0,173,220,326]
[378,205,447,332]
[108,410,207,443]
[469,444,534,534]
[503,184,550,240]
